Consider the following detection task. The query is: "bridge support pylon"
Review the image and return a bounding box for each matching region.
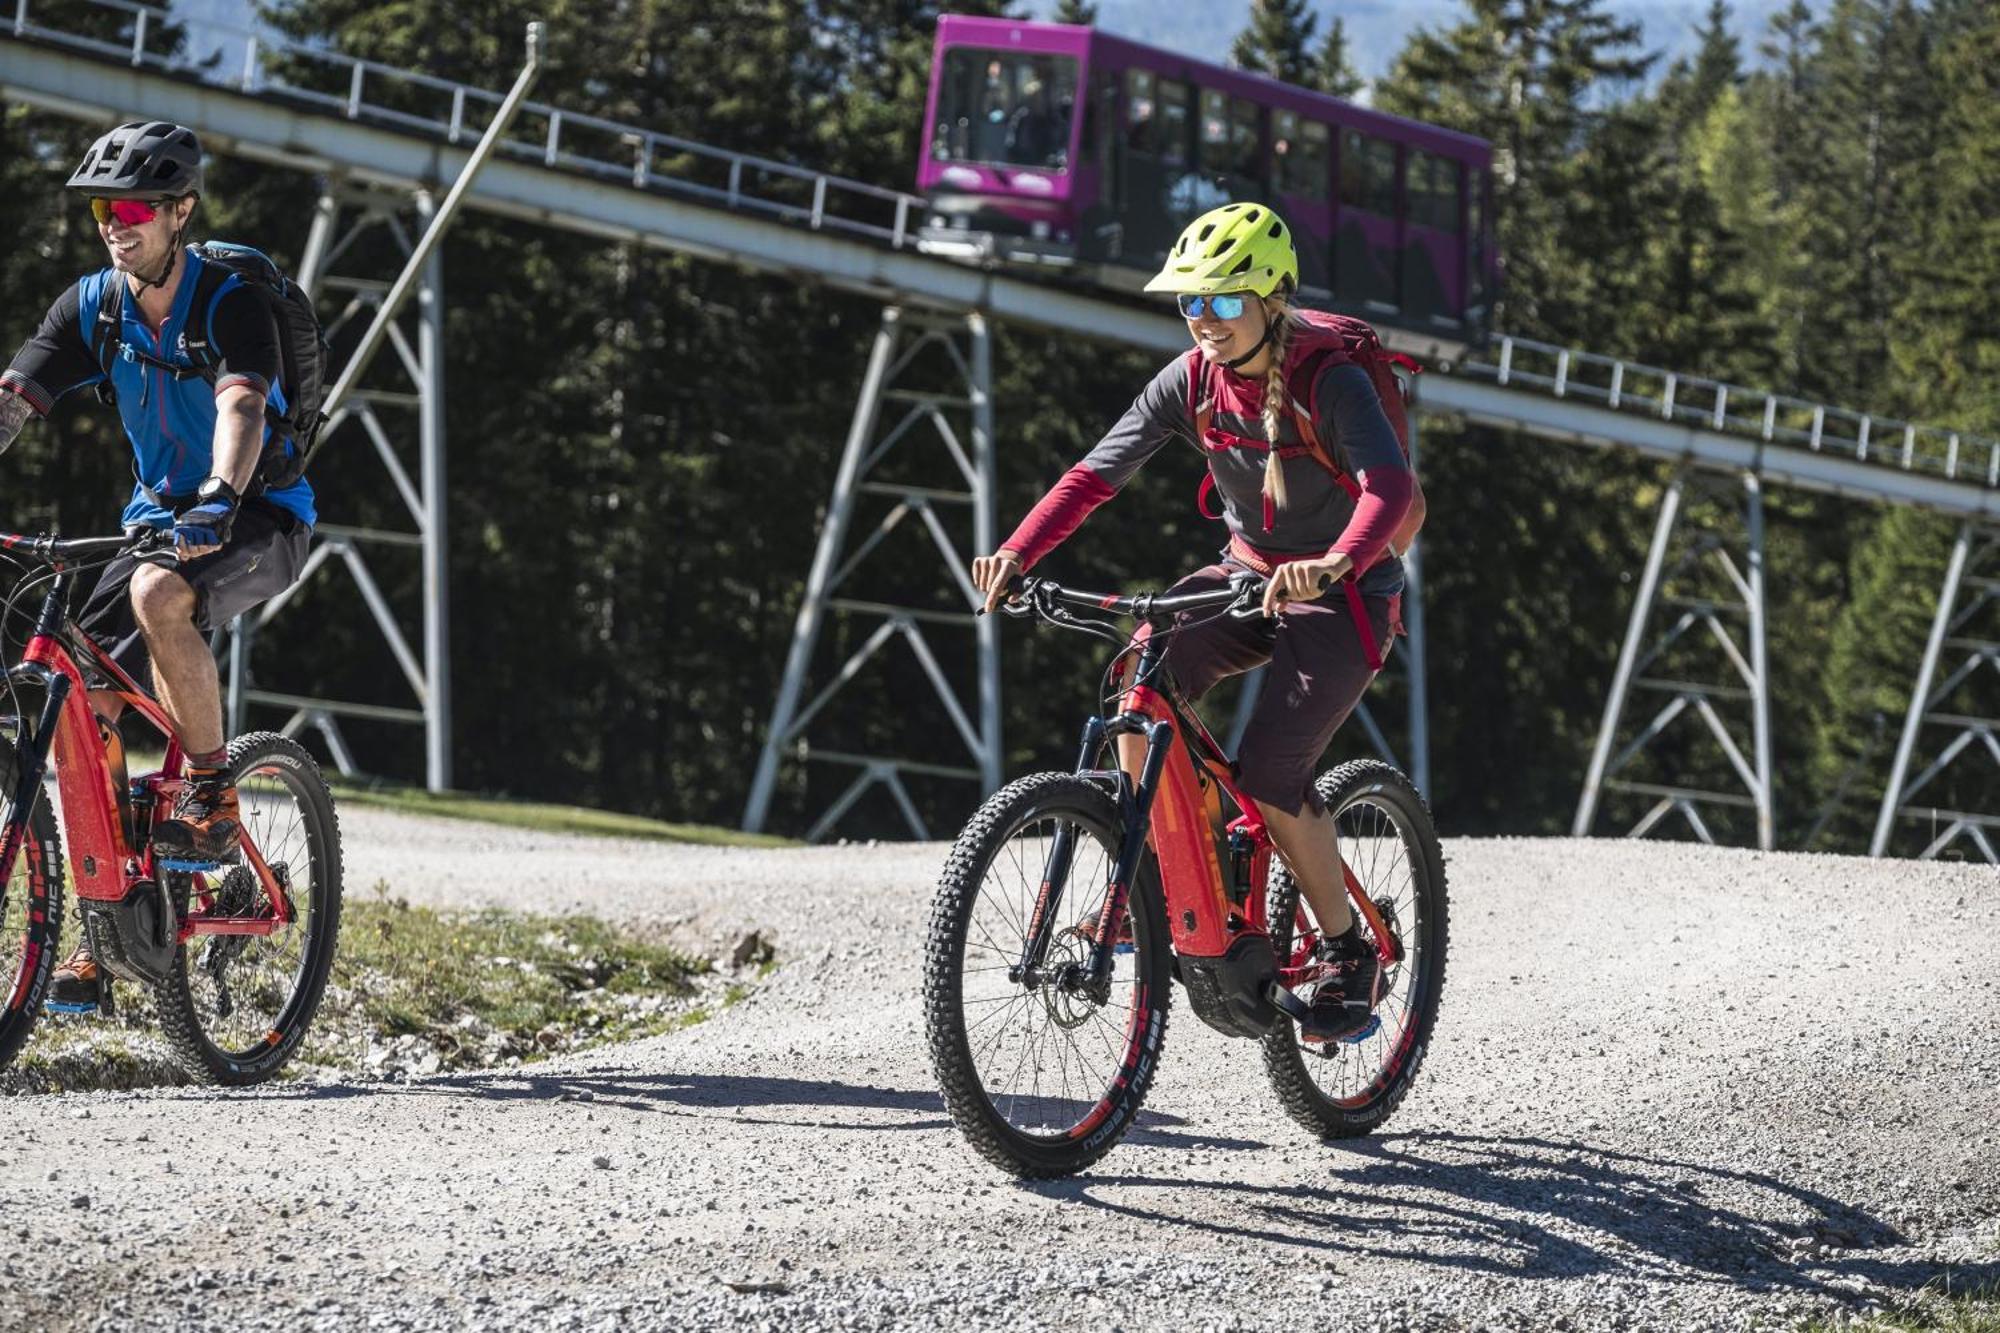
[225,180,452,790]
[743,307,998,841]
[1574,469,1774,848]
[1870,523,2000,862]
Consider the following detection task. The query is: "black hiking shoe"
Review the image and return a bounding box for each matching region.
[1298,931,1382,1044]
[150,775,242,865]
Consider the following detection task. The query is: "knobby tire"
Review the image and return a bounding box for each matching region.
[1261,759,1449,1138]
[923,773,1170,1178]
[154,732,343,1086]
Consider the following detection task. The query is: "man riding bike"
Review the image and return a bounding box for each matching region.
[970,202,1421,1043]
[0,122,317,1009]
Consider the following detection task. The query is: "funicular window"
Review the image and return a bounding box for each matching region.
[1199,90,1260,180]
[1336,129,1401,311]
[1467,167,1491,314]
[931,48,1079,171]
[1271,112,1329,197]
[1339,130,1398,216]
[1125,69,1159,153]
[1409,150,1462,231]
[1157,78,1191,166]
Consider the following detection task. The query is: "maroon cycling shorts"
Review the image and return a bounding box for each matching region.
[1144,557,1396,817]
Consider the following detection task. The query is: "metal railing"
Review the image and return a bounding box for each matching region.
[11,0,928,251]
[1462,336,2000,489]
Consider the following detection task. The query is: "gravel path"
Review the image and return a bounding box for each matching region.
[1,807,1995,1332]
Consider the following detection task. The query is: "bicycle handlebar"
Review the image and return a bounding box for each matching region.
[998,571,1296,627]
[0,529,168,564]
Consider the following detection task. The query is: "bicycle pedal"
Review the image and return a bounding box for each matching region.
[1339,1014,1382,1045]
[42,1000,97,1016]
[156,857,229,874]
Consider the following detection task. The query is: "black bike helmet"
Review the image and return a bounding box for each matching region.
[66,121,204,199]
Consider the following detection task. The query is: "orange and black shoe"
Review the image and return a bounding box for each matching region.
[1298,930,1383,1044]
[150,773,242,866]
[1075,907,1135,953]
[45,943,101,1014]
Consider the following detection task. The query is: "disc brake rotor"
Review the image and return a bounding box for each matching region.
[1038,927,1101,1030]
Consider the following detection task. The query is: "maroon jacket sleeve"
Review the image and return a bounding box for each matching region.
[1326,464,1413,573]
[998,357,1193,570]
[1314,362,1414,573]
[999,463,1116,571]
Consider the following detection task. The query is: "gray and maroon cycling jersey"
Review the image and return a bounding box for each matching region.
[1002,354,1413,597]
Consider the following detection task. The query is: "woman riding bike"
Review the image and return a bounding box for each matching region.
[970,201,1423,1043]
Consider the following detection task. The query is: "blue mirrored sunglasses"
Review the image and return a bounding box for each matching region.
[1177,292,1250,320]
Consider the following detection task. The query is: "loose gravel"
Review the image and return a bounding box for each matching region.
[0,809,1994,1332]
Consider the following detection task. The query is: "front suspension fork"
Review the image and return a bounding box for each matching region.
[1012,713,1171,995]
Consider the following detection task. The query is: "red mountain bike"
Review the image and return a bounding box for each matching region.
[923,572,1448,1176]
[0,530,342,1085]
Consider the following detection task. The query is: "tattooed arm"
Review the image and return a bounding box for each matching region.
[0,387,32,456]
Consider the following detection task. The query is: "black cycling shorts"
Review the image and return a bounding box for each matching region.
[77,501,311,688]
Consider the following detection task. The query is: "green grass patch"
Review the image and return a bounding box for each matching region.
[2,891,723,1093]
[1802,1285,2000,1332]
[328,778,798,848]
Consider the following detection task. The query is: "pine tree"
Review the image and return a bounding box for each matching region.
[1231,0,1318,87]
[1051,0,1098,24]
[1316,16,1365,99]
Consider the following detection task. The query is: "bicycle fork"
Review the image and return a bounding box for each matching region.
[1011,713,1172,1000]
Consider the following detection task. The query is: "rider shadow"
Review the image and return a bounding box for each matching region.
[290,1069,1266,1150]
[1039,1130,1980,1297]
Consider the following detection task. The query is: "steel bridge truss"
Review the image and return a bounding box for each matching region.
[1574,471,1774,848]
[1872,523,2000,863]
[744,308,998,840]
[222,181,451,788]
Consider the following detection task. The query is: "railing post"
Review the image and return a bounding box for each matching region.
[1496,337,1514,386]
[1857,415,1872,461]
[130,7,147,65]
[448,87,466,143]
[1762,395,1777,441]
[1553,349,1570,397]
[545,110,562,167]
[1809,405,1825,451]
[241,34,260,91]
[1608,361,1624,410]
[632,134,650,188]
[12,0,26,40]
[1902,424,1916,470]
[893,196,910,249]
[1661,373,1677,421]
[811,176,828,229]
[1711,385,1728,432]
[347,60,365,118]
[727,159,742,208]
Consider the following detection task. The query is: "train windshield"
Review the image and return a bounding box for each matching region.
[931,48,1079,171]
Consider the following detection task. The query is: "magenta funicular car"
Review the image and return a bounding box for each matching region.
[917,16,1499,361]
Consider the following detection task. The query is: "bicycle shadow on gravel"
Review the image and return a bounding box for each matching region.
[284,1070,1268,1151]
[1040,1130,1985,1297]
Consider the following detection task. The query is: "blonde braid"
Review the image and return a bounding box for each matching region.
[1259,300,1300,514]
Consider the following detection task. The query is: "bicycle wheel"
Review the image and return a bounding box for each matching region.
[923,772,1171,1177]
[154,732,342,1085]
[1261,758,1448,1138]
[0,736,64,1069]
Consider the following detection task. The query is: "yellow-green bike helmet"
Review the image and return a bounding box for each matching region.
[1143,202,1299,297]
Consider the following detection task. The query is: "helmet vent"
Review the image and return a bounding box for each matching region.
[1228,255,1253,275]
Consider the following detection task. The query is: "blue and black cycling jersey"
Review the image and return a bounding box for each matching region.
[0,247,316,529]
